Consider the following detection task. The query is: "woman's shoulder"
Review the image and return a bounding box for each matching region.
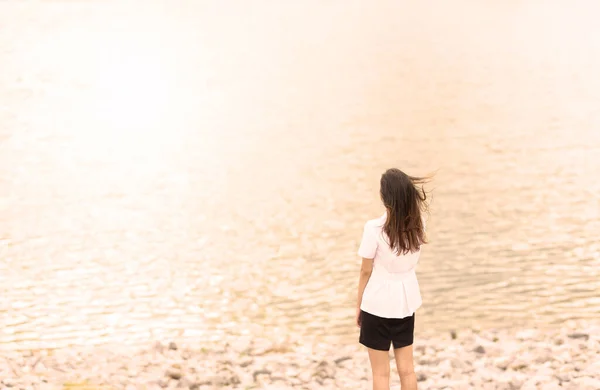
[364,213,387,229]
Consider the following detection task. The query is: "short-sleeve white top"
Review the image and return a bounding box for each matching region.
[358,213,424,319]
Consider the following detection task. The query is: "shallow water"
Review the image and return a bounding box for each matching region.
[1,0,599,350]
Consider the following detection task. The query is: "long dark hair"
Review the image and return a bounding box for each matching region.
[380,168,429,254]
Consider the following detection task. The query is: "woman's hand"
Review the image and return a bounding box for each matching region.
[356,258,373,328]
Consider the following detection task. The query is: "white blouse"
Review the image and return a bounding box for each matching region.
[358,213,424,319]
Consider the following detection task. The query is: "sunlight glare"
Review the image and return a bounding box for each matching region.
[70,29,188,165]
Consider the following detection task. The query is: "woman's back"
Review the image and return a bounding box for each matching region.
[361,213,424,274]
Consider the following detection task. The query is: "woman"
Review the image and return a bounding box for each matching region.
[356,168,429,390]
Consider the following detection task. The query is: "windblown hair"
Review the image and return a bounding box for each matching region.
[380,168,429,254]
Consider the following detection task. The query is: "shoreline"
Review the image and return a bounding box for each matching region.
[1,322,599,389]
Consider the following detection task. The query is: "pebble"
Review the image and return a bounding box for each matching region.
[493,356,512,370]
[253,368,272,382]
[1,323,599,389]
[575,376,600,389]
[568,332,590,341]
[165,366,182,380]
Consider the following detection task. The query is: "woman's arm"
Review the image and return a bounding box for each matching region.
[356,258,374,326]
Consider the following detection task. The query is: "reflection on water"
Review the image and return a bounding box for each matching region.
[1,0,600,349]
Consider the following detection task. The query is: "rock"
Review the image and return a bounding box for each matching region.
[476,367,501,382]
[582,360,600,376]
[165,367,182,380]
[180,351,192,361]
[450,358,468,370]
[568,333,589,341]
[313,360,335,381]
[554,337,564,345]
[494,356,512,370]
[178,377,199,389]
[553,350,572,365]
[207,373,240,387]
[563,383,582,390]
[450,330,457,340]
[334,356,351,365]
[555,372,572,384]
[510,357,529,371]
[494,375,516,390]
[539,383,562,390]
[473,345,485,354]
[508,373,527,389]
[573,376,600,390]
[270,375,287,384]
[154,342,165,353]
[535,366,555,377]
[434,377,467,389]
[535,351,552,364]
[418,356,439,365]
[239,358,253,368]
[521,373,559,389]
[516,329,539,340]
[253,369,272,382]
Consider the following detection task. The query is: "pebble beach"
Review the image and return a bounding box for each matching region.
[2,321,599,390]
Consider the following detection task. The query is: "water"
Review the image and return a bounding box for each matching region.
[1,0,599,350]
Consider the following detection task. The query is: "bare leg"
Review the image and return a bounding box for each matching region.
[393,345,417,390]
[367,348,390,390]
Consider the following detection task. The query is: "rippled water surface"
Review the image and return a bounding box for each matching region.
[1,0,600,349]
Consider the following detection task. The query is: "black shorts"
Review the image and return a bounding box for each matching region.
[359,310,415,351]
